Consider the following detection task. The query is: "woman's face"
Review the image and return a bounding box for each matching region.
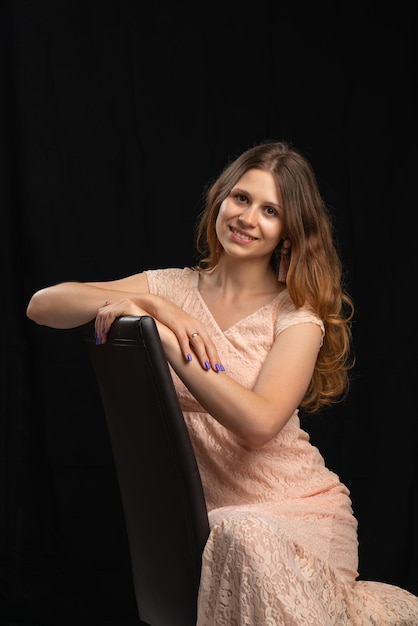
[215,168,285,262]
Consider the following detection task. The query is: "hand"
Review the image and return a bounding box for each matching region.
[140,295,225,372]
[95,298,225,373]
[94,298,146,345]
[154,305,225,373]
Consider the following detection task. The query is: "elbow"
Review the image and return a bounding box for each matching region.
[26,296,37,322]
[26,290,46,324]
[237,405,293,449]
[240,421,283,449]
[245,433,277,449]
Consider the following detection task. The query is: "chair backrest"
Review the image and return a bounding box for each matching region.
[83,315,210,626]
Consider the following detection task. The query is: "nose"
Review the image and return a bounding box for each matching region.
[238,205,257,227]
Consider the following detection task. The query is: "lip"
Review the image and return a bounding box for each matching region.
[229,225,258,244]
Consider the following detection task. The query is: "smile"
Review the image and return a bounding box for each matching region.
[229,226,257,242]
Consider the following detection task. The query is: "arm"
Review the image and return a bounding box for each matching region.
[26,272,151,329]
[157,319,323,448]
[26,272,222,371]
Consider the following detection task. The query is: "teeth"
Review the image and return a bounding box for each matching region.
[231,227,255,241]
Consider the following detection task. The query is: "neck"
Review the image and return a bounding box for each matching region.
[205,257,278,296]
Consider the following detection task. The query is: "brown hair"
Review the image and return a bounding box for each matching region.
[194,140,354,413]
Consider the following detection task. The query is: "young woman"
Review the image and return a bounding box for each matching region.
[27,141,418,624]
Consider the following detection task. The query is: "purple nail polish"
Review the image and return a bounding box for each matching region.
[187,354,192,362]
[205,361,210,370]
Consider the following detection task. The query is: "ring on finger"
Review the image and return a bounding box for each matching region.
[190,332,199,339]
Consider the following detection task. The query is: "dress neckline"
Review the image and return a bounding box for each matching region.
[191,269,287,334]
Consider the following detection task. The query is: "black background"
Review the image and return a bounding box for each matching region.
[1,1,417,624]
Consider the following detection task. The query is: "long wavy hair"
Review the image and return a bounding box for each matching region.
[194,140,355,413]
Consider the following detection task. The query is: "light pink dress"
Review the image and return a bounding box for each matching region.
[146,267,418,625]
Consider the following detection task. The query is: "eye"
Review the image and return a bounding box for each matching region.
[233,192,248,204]
[264,206,278,217]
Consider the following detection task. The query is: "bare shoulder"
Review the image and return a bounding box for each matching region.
[262,323,323,381]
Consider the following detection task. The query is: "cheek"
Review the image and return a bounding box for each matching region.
[215,202,228,232]
[215,214,223,242]
[265,221,284,247]
[217,200,228,219]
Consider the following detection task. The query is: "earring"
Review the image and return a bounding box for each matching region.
[278,238,291,283]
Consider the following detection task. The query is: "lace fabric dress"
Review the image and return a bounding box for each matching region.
[146,267,418,625]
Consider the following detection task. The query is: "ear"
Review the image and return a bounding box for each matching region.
[281,237,291,252]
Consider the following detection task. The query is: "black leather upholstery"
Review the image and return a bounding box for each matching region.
[84,315,209,626]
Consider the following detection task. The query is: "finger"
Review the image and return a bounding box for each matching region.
[95,305,114,345]
[185,332,208,369]
[205,343,225,372]
[188,332,224,372]
[170,325,202,364]
[95,315,108,345]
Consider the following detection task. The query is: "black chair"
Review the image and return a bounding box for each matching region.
[83,315,210,626]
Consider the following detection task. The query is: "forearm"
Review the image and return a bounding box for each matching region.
[158,323,286,448]
[26,282,153,329]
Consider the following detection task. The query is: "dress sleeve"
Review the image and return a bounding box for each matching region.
[145,267,194,307]
[274,294,325,343]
